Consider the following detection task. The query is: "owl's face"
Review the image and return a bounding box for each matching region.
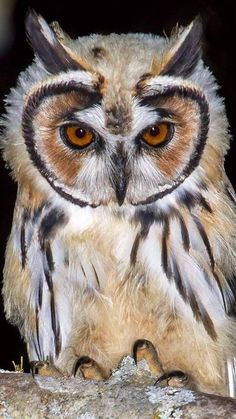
[2,13,229,208]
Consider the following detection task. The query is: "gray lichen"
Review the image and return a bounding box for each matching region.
[146,387,195,418]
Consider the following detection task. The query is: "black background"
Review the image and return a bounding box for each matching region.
[0,0,235,371]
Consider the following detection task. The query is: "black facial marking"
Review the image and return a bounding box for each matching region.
[134,86,209,206]
[154,108,174,119]
[26,10,83,74]
[20,209,30,269]
[22,81,101,207]
[160,17,202,78]
[136,73,153,93]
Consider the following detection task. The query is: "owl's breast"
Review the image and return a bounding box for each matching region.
[61,203,227,337]
[62,208,139,293]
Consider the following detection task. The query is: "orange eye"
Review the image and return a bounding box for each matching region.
[142,122,173,146]
[63,125,94,148]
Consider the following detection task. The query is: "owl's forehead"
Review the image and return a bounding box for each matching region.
[22,16,207,136]
[72,33,166,88]
[64,34,166,134]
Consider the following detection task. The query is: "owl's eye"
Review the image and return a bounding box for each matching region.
[141,122,174,147]
[61,125,94,149]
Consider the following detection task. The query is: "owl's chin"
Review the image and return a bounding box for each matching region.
[128,187,178,207]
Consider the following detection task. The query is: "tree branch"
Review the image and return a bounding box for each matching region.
[1,357,236,418]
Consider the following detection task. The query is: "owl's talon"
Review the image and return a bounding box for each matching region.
[155,370,189,388]
[73,356,108,380]
[30,360,63,377]
[133,339,164,376]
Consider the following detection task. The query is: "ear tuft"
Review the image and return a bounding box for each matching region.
[160,16,203,78]
[25,10,84,74]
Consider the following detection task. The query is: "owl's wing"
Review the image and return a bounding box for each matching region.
[224,182,236,397]
[134,180,236,396]
[3,196,70,362]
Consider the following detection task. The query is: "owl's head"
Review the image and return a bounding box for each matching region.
[1,12,229,208]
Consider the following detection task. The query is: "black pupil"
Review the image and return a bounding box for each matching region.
[149,125,160,136]
[75,128,86,138]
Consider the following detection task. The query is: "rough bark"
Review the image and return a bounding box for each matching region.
[1,357,236,418]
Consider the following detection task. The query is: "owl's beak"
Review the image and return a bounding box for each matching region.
[110,143,128,206]
[115,177,127,206]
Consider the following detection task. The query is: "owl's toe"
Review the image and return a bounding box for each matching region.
[73,356,108,380]
[30,360,63,377]
[155,370,189,388]
[133,339,164,376]
[132,340,193,389]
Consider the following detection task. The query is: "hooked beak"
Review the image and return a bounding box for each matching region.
[110,143,128,206]
[115,177,127,206]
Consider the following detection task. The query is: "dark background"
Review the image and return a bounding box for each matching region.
[0,0,235,371]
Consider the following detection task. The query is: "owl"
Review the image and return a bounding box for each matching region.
[1,10,236,396]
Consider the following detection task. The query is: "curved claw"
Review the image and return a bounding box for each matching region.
[133,339,164,376]
[73,356,108,380]
[155,370,189,388]
[30,360,63,377]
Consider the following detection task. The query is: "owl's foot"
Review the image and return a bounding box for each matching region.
[133,339,164,376]
[133,339,190,389]
[30,360,63,377]
[73,356,108,380]
[155,370,189,388]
